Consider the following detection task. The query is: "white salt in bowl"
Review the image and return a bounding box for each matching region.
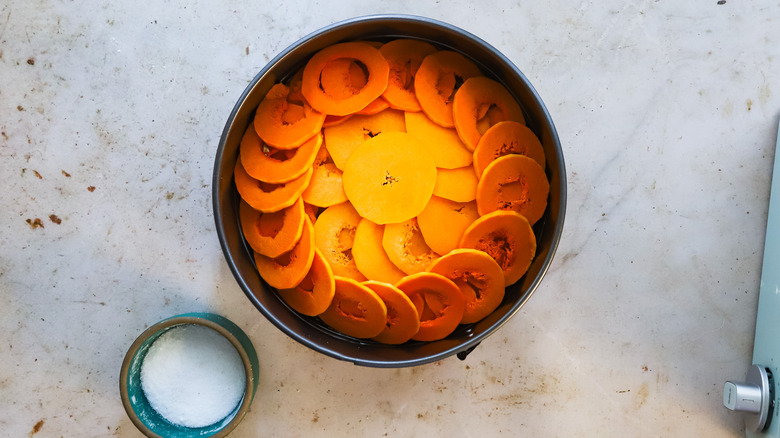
[120,313,259,438]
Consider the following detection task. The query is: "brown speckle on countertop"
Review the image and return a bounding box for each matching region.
[29,419,44,436]
[26,218,44,229]
[49,214,61,224]
[61,170,71,177]
[87,186,95,192]
[27,57,35,65]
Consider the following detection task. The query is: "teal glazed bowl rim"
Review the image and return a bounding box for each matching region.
[119,313,259,438]
[213,14,567,368]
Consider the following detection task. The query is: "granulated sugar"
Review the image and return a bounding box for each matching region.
[140,324,246,428]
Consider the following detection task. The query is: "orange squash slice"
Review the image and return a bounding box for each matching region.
[452,76,525,151]
[382,218,440,275]
[319,276,388,339]
[475,154,549,225]
[432,166,478,203]
[240,123,321,183]
[313,202,367,281]
[404,111,472,169]
[380,39,438,112]
[473,121,545,177]
[395,272,465,342]
[364,280,420,344]
[253,83,326,149]
[417,196,479,256]
[302,42,390,116]
[352,218,406,284]
[427,248,505,324]
[277,248,335,316]
[342,132,437,225]
[240,197,305,258]
[459,210,536,286]
[414,50,482,128]
[355,97,390,115]
[322,108,406,170]
[319,58,368,100]
[234,156,313,213]
[301,144,348,208]
[255,215,316,289]
[304,202,320,224]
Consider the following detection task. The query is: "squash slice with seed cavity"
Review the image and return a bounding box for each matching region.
[395,272,465,342]
[322,108,406,170]
[234,156,313,213]
[240,197,305,258]
[302,42,390,116]
[427,248,505,324]
[414,50,482,128]
[417,196,479,256]
[319,276,388,339]
[352,218,407,284]
[458,210,536,286]
[365,280,420,344]
[240,123,321,184]
[380,39,438,112]
[476,154,549,225]
[301,144,348,208]
[277,248,335,316]
[313,202,366,281]
[253,83,326,149]
[382,218,440,275]
[452,76,525,151]
[473,121,545,177]
[404,111,473,169]
[342,132,437,225]
[255,215,316,289]
[433,166,478,203]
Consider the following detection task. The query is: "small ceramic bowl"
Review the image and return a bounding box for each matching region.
[119,313,259,438]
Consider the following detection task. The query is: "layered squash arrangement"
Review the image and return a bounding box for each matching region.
[235,39,550,344]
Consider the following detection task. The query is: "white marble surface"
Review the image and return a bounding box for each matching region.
[2,1,779,437]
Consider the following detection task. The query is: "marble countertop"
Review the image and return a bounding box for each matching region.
[2,1,779,437]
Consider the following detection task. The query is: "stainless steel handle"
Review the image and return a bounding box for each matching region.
[723,364,773,432]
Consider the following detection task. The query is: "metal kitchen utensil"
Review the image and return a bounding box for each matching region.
[723,118,780,435]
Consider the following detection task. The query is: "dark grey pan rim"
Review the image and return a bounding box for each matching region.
[213,14,567,368]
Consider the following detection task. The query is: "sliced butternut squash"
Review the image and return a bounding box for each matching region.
[417,196,479,256]
[433,166,478,203]
[277,248,335,316]
[240,123,321,183]
[414,50,482,128]
[234,156,313,213]
[301,144,348,208]
[319,276,388,339]
[302,42,390,116]
[404,111,472,169]
[322,108,406,170]
[382,218,440,275]
[355,97,390,115]
[475,154,549,225]
[352,218,407,284]
[365,280,420,344]
[427,248,505,324]
[395,272,465,342]
[255,215,316,289]
[452,76,525,151]
[458,210,536,286]
[380,39,438,112]
[473,121,545,177]
[240,197,305,258]
[313,202,367,281]
[342,131,437,225]
[253,83,326,149]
